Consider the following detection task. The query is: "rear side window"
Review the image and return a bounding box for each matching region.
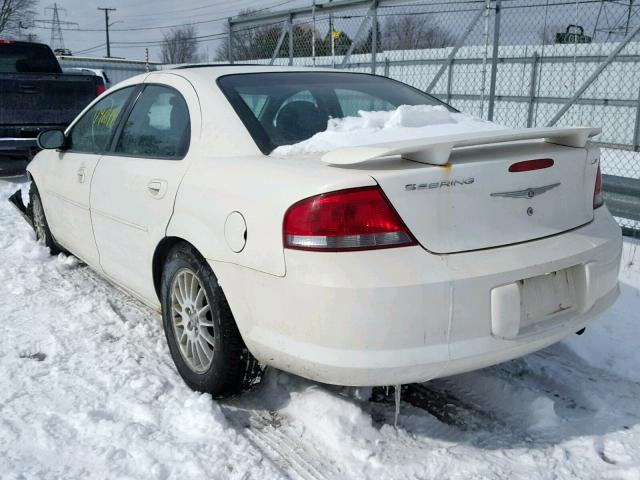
[115,85,190,158]
[67,87,134,153]
[0,43,61,73]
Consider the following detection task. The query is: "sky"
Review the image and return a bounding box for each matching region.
[25,0,309,62]
[21,0,640,63]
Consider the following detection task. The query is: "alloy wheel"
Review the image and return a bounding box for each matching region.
[170,268,215,373]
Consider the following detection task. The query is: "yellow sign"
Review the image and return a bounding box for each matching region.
[331,30,341,39]
[93,106,122,129]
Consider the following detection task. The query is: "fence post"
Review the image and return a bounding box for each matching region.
[371,0,378,74]
[634,86,640,151]
[527,52,540,127]
[547,23,640,126]
[227,17,233,65]
[425,3,486,93]
[487,0,501,121]
[446,60,454,104]
[312,1,316,66]
[269,21,289,65]
[340,2,377,68]
[288,13,294,66]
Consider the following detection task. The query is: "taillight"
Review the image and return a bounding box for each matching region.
[96,82,107,96]
[593,164,604,209]
[283,186,416,251]
[509,158,554,172]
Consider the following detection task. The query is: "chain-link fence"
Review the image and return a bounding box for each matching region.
[223,0,640,232]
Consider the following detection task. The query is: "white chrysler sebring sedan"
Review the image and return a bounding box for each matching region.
[15,66,621,397]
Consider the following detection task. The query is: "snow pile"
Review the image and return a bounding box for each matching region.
[565,239,640,382]
[0,181,281,480]
[282,386,382,463]
[273,104,502,156]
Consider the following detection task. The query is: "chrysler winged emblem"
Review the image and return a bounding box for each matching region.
[490,182,560,199]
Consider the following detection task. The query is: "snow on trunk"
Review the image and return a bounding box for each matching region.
[272,105,502,156]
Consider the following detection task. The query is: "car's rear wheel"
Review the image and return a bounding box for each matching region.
[29,184,61,255]
[160,243,262,397]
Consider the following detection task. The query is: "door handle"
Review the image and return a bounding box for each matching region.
[147,180,167,198]
[77,167,87,183]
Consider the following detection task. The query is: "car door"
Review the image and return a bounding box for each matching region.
[43,86,135,267]
[90,74,200,305]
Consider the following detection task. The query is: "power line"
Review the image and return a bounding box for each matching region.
[112,0,261,20]
[38,0,298,32]
[74,43,107,55]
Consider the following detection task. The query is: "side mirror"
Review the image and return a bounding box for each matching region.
[37,130,66,150]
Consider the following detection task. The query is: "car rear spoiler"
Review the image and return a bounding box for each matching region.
[321,127,601,166]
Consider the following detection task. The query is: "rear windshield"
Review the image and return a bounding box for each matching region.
[217,72,454,154]
[0,43,61,74]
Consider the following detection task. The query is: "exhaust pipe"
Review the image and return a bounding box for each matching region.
[8,189,33,228]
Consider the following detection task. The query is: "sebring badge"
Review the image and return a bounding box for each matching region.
[490,182,560,199]
[405,178,475,191]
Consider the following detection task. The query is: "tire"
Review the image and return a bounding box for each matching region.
[160,243,262,397]
[28,183,62,255]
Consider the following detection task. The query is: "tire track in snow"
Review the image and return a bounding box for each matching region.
[223,408,340,480]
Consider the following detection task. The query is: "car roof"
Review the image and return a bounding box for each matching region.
[149,64,341,82]
[115,65,363,91]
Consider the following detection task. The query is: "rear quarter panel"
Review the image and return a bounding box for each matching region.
[167,153,374,277]
[166,76,375,277]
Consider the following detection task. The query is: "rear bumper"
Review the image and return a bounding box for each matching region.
[212,206,622,386]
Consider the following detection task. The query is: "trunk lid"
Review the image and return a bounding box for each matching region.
[366,141,597,253]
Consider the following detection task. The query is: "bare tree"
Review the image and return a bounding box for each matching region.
[161,25,201,64]
[382,15,453,50]
[214,9,352,61]
[215,9,280,61]
[0,0,38,36]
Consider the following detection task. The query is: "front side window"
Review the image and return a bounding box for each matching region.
[218,72,454,154]
[67,87,134,153]
[115,85,190,158]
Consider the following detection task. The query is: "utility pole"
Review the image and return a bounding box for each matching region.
[98,7,117,58]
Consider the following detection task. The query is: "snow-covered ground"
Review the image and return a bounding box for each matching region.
[0,177,639,480]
